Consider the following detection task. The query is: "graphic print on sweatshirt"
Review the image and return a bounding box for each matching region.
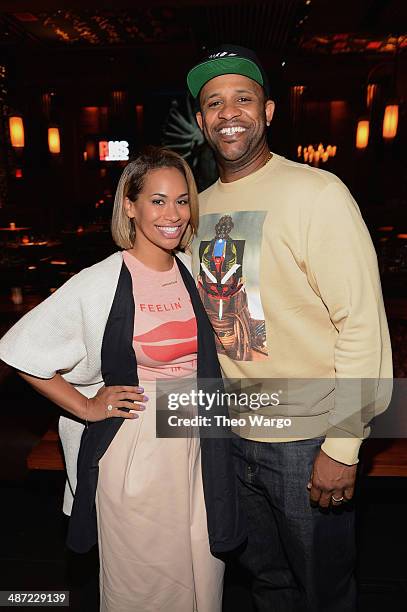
[194,211,268,362]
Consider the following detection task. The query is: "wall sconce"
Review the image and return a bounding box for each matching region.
[382,39,400,140]
[85,139,97,161]
[48,127,61,154]
[382,104,399,139]
[9,116,24,148]
[356,119,370,149]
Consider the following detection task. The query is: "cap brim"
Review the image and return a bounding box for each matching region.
[187,57,264,98]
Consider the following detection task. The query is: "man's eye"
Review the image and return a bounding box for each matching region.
[238,97,250,102]
[208,100,221,108]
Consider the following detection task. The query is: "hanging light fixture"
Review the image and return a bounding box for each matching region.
[382,104,399,139]
[356,119,370,149]
[9,116,24,148]
[48,127,61,154]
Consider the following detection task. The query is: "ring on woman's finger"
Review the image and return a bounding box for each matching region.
[331,495,344,503]
[107,404,113,412]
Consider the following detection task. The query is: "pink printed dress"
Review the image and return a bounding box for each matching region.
[96,252,224,612]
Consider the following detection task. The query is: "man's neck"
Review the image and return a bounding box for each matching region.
[217,143,272,183]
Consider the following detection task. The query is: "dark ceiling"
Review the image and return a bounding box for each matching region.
[0,0,302,52]
[0,0,406,100]
[0,0,406,53]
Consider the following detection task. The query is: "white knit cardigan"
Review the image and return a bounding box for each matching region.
[0,250,191,514]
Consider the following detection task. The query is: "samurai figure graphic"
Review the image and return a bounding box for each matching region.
[198,215,267,361]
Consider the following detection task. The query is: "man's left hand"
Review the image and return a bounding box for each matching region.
[307,449,357,509]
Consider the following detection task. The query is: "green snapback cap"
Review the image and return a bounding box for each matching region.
[187,45,269,99]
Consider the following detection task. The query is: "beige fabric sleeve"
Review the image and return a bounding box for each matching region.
[305,181,392,464]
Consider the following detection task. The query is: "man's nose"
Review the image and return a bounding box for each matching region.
[218,101,241,121]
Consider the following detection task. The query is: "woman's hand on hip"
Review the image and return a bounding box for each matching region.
[87,385,148,421]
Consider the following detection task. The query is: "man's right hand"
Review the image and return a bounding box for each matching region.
[307,448,357,509]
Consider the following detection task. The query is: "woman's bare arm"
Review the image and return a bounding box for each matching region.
[19,372,147,422]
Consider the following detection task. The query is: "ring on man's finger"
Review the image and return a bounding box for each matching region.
[331,495,344,503]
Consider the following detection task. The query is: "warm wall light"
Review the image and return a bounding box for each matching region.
[9,116,24,147]
[48,127,61,154]
[356,120,369,149]
[366,84,377,109]
[382,105,399,139]
[85,140,97,161]
[81,107,100,133]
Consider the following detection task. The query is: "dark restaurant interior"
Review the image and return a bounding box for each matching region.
[0,0,406,609]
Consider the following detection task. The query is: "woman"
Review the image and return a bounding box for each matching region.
[0,148,246,611]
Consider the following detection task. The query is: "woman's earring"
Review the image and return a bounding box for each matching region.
[266,121,270,127]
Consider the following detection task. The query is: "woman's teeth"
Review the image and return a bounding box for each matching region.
[156,225,181,236]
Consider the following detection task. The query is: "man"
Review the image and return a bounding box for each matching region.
[187,45,392,611]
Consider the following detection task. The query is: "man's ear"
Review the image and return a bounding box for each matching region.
[196,111,203,131]
[265,99,275,126]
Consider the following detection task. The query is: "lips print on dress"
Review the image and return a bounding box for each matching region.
[134,317,197,362]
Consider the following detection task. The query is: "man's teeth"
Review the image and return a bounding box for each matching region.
[219,127,246,135]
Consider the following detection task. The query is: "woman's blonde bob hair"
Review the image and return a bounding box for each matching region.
[111,147,199,251]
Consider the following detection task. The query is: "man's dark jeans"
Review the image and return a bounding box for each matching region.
[232,436,357,612]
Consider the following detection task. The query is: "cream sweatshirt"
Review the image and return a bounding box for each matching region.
[191,153,392,464]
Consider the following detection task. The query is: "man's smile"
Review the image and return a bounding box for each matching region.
[217,126,247,136]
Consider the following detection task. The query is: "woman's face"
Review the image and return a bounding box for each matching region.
[125,167,191,252]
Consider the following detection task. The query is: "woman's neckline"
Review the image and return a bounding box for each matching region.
[123,250,176,274]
